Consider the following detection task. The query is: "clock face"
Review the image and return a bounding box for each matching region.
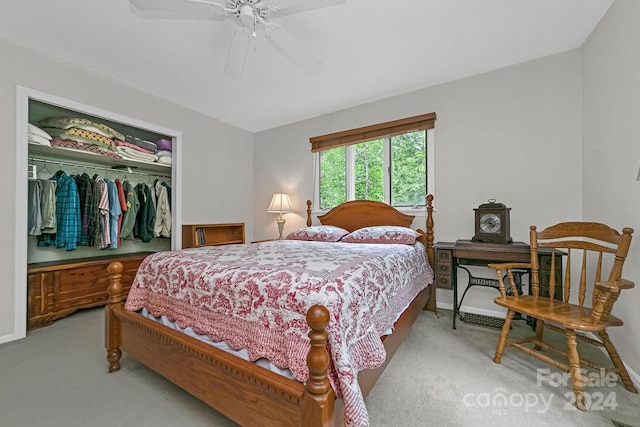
[479,213,501,233]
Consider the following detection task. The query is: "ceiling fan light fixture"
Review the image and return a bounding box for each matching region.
[239,4,255,26]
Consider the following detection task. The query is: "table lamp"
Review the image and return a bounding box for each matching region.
[267,193,292,239]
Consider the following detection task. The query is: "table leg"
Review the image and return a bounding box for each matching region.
[452,259,458,329]
[453,265,528,329]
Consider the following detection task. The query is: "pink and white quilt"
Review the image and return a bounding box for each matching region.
[125,240,434,426]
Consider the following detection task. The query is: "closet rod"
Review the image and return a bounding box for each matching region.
[28,157,172,180]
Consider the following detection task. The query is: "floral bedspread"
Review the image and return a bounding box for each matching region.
[125,240,434,426]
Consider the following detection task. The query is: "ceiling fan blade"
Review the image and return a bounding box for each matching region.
[264,24,321,73]
[270,0,347,19]
[129,0,227,20]
[224,29,253,75]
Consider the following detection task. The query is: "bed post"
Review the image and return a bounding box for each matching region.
[306,200,313,227]
[105,262,125,373]
[425,194,436,312]
[302,305,335,427]
[425,194,434,265]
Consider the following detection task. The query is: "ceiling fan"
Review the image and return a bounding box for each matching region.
[129,0,347,75]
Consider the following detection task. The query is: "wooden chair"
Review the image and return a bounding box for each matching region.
[488,222,637,410]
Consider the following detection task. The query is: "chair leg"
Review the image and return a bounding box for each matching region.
[599,330,639,393]
[566,329,586,410]
[493,310,515,364]
[534,319,544,351]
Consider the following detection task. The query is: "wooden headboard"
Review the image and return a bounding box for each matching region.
[305,195,435,266]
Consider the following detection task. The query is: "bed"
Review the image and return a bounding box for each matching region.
[105,195,436,426]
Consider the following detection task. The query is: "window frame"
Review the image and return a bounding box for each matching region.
[311,119,435,213]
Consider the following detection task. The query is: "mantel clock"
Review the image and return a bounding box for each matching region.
[472,199,512,244]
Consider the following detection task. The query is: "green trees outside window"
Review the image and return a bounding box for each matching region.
[391,130,426,207]
[318,130,427,210]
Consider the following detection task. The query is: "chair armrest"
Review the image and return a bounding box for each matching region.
[595,278,635,292]
[487,263,531,271]
[591,278,634,323]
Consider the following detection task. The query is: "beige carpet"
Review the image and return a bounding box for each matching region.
[1,307,638,426]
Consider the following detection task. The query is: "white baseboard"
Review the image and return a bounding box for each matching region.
[0,331,24,345]
[436,301,506,319]
[436,301,453,311]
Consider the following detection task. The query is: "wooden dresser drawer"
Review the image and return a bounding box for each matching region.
[435,246,454,290]
[27,252,152,330]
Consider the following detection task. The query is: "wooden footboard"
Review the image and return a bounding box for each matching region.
[106,262,335,426]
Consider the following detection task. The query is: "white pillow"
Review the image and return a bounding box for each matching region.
[286,225,350,242]
[28,123,52,140]
[28,134,52,147]
[341,226,420,245]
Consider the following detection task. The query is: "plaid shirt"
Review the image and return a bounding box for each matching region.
[73,173,95,246]
[94,178,111,249]
[37,171,81,250]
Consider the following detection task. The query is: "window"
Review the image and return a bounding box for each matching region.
[311,113,435,210]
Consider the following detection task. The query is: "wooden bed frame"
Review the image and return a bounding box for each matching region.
[105,195,436,426]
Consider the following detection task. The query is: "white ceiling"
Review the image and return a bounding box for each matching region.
[0,0,613,132]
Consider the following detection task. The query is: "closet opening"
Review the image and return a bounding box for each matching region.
[14,86,182,341]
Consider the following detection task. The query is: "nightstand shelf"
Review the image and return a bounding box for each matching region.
[182,223,245,248]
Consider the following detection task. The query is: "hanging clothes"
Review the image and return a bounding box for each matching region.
[39,179,57,234]
[106,179,122,249]
[37,171,81,250]
[94,177,110,249]
[120,180,139,241]
[73,173,95,246]
[27,180,42,236]
[133,182,155,243]
[153,179,171,238]
[114,178,127,247]
[161,181,171,211]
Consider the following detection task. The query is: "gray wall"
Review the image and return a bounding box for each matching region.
[2,0,637,382]
[254,50,583,319]
[0,36,254,341]
[582,0,640,375]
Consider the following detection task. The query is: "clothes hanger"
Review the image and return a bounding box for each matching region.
[38,160,53,178]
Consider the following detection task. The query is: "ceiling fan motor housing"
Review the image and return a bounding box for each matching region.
[239,4,255,26]
[227,0,270,21]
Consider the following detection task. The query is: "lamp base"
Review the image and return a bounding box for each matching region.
[276,216,286,240]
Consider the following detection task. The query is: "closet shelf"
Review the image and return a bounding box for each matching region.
[28,144,171,175]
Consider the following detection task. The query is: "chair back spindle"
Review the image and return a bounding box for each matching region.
[548,250,556,301]
[529,226,540,298]
[564,248,571,303]
[578,249,587,308]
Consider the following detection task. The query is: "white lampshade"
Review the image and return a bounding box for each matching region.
[267,193,292,214]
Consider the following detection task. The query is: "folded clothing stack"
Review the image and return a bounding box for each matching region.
[117,146,159,163]
[28,124,52,146]
[124,135,158,152]
[36,116,123,158]
[116,135,160,163]
[50,138,123,159]
[155,138,172,165]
